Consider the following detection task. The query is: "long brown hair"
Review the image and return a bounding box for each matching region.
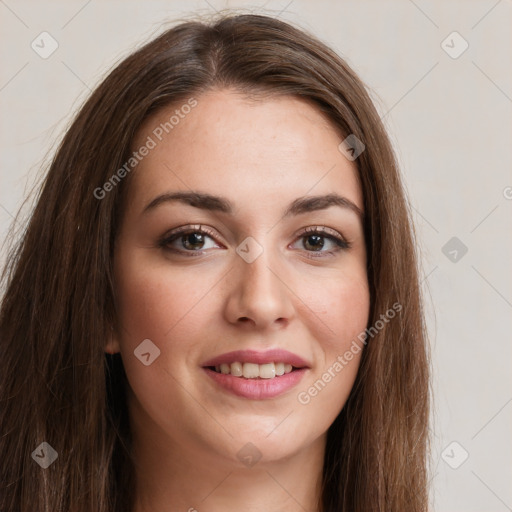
[0,12,430,512]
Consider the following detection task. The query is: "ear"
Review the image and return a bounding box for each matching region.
[104,332,121,354]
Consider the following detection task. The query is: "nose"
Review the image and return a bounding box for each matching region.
[223,247,295,331]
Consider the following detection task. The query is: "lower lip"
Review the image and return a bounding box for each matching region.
[203,367,308,400]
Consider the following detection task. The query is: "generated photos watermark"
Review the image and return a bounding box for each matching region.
[93,97,197,200]
[297,301,402,405]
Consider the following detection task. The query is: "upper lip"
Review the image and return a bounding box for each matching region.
[202,349,310,368]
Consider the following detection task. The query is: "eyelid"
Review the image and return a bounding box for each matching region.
[162,224,224,244]
[297,225,346,240]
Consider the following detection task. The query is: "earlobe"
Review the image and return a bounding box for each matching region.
[104,334,121,354]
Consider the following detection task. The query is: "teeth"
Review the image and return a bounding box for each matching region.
[259,363,276,379]
[230,361,243,377]
[212,361,297,379]
[243,363,260,379]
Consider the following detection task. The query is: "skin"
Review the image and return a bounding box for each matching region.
[107,88,370,512]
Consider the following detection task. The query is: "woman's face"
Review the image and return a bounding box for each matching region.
[111,88,370,467]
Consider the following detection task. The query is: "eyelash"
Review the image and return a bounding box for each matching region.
[158,225,351,259]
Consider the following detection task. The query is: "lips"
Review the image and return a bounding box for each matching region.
[201,349,310,400]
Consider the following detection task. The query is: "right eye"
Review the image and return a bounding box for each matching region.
[158,225,224,257]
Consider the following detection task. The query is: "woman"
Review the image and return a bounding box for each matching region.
[0,12,430,512]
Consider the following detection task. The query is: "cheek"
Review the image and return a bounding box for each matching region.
[296,262,370,353]
[113,252,227,400]
[324,276,370,351]
[292,269,369,423]
[114,253,215,344]
[323,274,369,393]
[113,255,214,426]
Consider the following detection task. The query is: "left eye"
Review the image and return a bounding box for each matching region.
[290,228,350,256]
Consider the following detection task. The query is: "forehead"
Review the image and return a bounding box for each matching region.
[126,89,363,215]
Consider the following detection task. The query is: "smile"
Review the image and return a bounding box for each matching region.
[202,349,310,399]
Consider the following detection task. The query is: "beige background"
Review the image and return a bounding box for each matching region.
[1,1,511,510]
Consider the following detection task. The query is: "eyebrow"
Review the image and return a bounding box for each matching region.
[142,191,364,220]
